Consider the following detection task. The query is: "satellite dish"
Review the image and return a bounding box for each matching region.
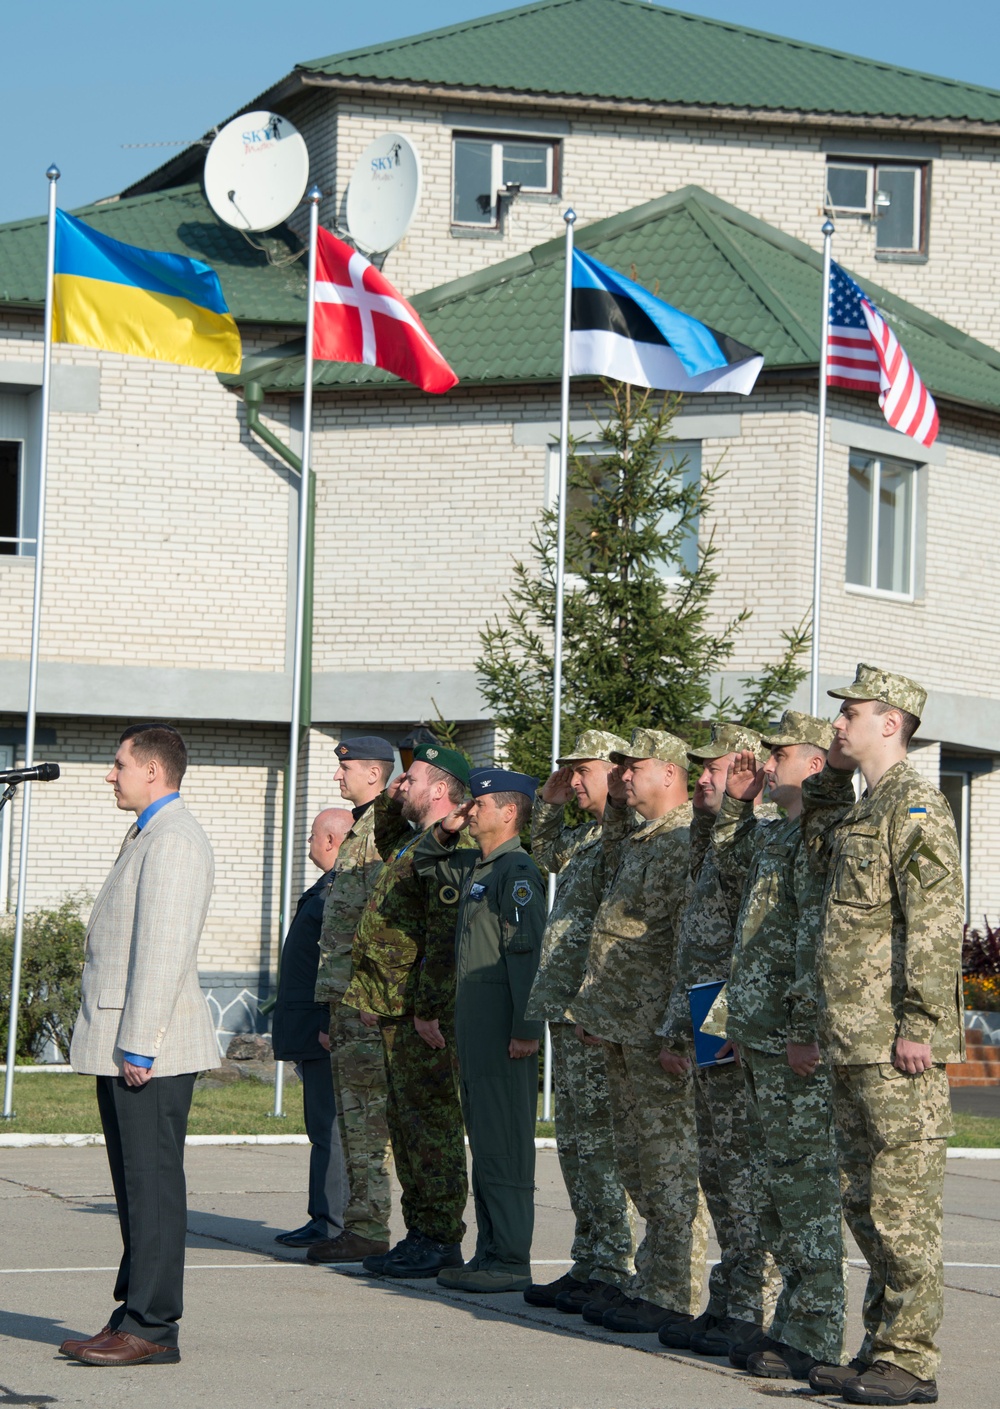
[204,111,309,232]
[345,133,421,255]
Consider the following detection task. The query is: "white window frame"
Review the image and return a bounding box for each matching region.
[939,768,971,922]
[825,159,925,253]
[845,451,919,603]
[452,134,557,229]
[825,161,874,213]
[545,440,701,588]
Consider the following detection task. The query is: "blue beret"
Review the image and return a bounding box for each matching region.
[470,767,538,800]
[335,735,394,763]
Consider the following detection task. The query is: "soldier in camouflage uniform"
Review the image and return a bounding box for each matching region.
[522,729,637,1313]
[658,721,780,1359]
[343,742,474,1279]
[308,737,391,1265]
[801,665,964,1407]
[711,711,845,1382]
[571,728,709,1336]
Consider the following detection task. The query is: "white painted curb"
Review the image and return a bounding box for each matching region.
[1,1133,561,1149]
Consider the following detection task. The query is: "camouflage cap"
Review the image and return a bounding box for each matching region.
[411,741,470,788]
[609,727,690,771]
[827,662,927,719]
[557,729,631,766]
[687,721,765,765]
[761,710,835,750]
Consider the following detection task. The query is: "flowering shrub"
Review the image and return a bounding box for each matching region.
[963,921,1000,1010]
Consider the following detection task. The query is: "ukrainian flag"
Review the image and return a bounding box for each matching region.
[53,212,241,374]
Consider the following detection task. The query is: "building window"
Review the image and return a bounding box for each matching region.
[845,451,917,599]
[452,134,558,228]
[825,159,927,253]
[548,441,701,583]
[939,768,971,921]
[1,441,20,556]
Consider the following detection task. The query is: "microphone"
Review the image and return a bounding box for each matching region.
[0,763,61,784]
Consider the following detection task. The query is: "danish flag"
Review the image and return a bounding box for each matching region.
[312,228,458,394]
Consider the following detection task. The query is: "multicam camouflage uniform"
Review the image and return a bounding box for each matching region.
[660,723,780,1332]
[802,665,965,1383]
[526,742,637,1290]
[342,790,472,1246]
[713,709,845,1364]
[314,804,390,1243]
[571,729,708,1317]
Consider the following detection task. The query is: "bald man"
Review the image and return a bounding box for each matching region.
[271,808,353,1247]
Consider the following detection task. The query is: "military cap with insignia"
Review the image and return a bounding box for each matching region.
[762,710,835,750]
[687,721,766,766]
[470,767,538,799]
[827,662,927,720]
[412,740,470,788]
[334,734,395,762]
[609,727,690,771]
[557,728,631,765]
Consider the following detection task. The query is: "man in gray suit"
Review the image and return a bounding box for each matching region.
[62,724,218,1367]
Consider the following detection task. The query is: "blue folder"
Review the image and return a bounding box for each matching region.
[688,979,735,1068]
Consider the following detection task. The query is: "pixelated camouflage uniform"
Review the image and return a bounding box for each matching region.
[803,758,965,1381]
[660,806,781,1328]
[342,790,472,1245]
[714,792,845,1364]
[526,795,637,1290]
[572,796,708,1316]
[314,804,391,1243]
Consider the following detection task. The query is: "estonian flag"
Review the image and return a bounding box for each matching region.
[570,249,763,396]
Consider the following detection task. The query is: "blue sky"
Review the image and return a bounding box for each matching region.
[5,0,999,226]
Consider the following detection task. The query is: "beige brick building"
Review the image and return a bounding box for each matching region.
[2,0,999,1040]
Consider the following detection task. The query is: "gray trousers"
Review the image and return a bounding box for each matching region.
[299,1056,347,1231]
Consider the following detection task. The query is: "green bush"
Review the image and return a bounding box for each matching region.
[0,893,89,1062]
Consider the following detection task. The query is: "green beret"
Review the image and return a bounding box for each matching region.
[412,741,470,788]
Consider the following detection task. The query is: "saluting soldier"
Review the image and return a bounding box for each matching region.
[801,665,964,1407]
[414,768,546,1294]
[713,711,845,1383]
[343,742,474,1280]
[522,729,637,1314]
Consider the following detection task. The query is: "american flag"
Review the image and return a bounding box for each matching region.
[826,261,939,448]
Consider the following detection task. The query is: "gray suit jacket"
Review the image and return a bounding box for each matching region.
[70,797,220,1077]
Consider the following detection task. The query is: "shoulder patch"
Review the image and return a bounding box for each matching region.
[511,880,533,906]
[438,883,460,906]
[909,806,928,815]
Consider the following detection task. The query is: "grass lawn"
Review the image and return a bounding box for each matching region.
[3,1074,998,1146]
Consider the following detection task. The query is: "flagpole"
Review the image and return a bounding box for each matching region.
[3,166,59,1119]
[540,207,577,1123]
[809,219,835,717]
[272,184,321,1120]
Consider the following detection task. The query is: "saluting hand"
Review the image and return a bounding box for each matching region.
[541,766,574,804]
[387,772,407,801]
[726,750,765,802]
[606,764,629,806]
[439,800,475,836]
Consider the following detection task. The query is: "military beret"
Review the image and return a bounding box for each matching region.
[334,735,395,763]
[470,767,538,799]
[412,741,470,788]
[828,662,927,720]
[687,721,765,765]
[557,728,631,766]
[762,710,835,750]
[609,727,689,771]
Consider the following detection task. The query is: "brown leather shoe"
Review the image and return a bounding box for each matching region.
[74,1330,180,1365]
[306,1230,390,1264]
[59,1324,113,1357]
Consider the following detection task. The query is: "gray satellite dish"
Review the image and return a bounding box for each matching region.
[204,111,309,232]
[345,133,421,255]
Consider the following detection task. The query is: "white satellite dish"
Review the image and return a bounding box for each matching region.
[204,111,309,232]
[345,133,421,255]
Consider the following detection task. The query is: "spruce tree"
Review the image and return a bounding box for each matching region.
[476,384,809,779]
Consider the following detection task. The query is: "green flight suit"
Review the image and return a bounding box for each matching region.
[414,829,546,1276]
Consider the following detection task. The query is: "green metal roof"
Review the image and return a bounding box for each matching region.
[0,184,307,324]
[301,0,1000,123]
[240,186,1000,417]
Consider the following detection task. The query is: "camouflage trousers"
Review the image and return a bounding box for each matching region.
[603,1039,708,1314]
[833,1062,953,1382]
[551,1023,636,1288]
[694,1060,781,1324]
[743,1047,845,1362]
[330,1001,393,1243]
[379,1015,467,1246]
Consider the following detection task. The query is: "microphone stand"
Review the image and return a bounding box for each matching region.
[0,782,17,815]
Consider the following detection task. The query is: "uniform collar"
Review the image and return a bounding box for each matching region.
[475,834,523,866]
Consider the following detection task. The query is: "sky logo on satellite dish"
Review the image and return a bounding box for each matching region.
[242,116,286,152]
[347,133,422,257]
[204,110,310,232]
[371,141,403,173]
